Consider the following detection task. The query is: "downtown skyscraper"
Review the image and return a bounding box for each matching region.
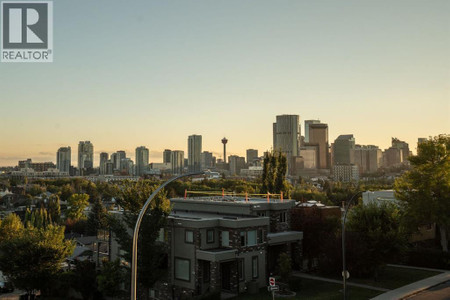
[188,134,202,172]
[273,115,300,172]
[78,141,94,170]
[135,146,149,176]
[56,146,71,173]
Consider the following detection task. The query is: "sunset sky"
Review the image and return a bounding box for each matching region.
[0,0,449,166]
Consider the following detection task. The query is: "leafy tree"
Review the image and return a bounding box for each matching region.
[262,150,290,196]
[346,202,408,277]
[0,213,75,296]
[60,184,75,202]
[86,197,109,236]
[278,252,292,282]
[97,259,125,299]
[71,260,99,300]
[67,193,90,221]
[28,184,44,197]
[395,134,450,252]
[109,180,171,296]
[47,194,61,224]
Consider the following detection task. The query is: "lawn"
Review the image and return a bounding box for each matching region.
[233,279,383,300]
[329,266,442,290]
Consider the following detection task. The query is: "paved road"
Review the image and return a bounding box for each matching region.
[292,272,390,292]
[405,280,450,300]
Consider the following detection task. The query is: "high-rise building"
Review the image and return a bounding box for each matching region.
[171,150,184,175]
[57,147,71,173]
[333,164,359,182]
[78,141,94,171]
[353,145,382,174]
[135,146,149,176]
[110,153,118,170]
[308,123,329,169]
[383,147,403,168]
[304,119,321,143]
[200,151,215,170]
[299,145,317,169]
[116,151,127,170]
[246,149,258,165]
[188,135,202,172]
[99,152,109,175]
[391,138,410,163]
[273,115,301,171]
[163,149,172,164]
[120,158,134,175]
[333,135,355,165]
[228,155,246,175]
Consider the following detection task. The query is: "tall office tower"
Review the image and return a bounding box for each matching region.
[200,151,215,170]
[163,149,172,164]
[246,149,258,165]
[221,137,228,163]
[120,158,134,175]
[391,138,410,162]
[105,161,114,175]
[99,152,109,175]
[333,135,355,165]
[57,147,71,173]
[171,150,184,175]
[188,134,202,172]
[228,155,246,175]
[78,141,94,170]
[135,146,149,176]
[110,153,118,170]
[383,147,403,167]
[308,123,330,169]
[353,145,382,174]
[116,151,127,170]
[273,115,301,171]
[304,119,321,143]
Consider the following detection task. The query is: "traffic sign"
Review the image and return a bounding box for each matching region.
[269,277,276,286]
[267,285,279,291]
[342,271,350,279]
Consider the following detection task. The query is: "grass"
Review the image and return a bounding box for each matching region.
[233,279,383,300]
[323,266,442,290]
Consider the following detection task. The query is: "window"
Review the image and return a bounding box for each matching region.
[279,212,287,223]
[257,212,266,217]
[221,231,229,247]
[238,259,245,281]
[207,229,214,243]
[174,258,190,281]
[185,230,194,243]
[257,229,264,244]
[252,256,258,279]
[247,230,257,246]
[157,228,164,242]
[240,231,246,246]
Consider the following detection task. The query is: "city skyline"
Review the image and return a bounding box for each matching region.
[0,0,449,166]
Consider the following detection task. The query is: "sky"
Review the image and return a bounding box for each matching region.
[0,0,449,166]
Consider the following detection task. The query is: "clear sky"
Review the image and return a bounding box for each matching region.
[0,0,449,166]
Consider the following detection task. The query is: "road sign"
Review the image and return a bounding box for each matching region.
[342,270,350,279]
[269,277,275,286]
[267,285,279,291]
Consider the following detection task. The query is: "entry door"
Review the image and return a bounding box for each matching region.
[221,262,232,290]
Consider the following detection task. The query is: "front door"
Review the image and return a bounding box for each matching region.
[221,262,232,291]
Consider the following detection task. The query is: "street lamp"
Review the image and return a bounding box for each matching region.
[131,171,205,300]
[341,191,363,300]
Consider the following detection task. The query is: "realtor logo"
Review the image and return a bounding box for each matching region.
[1,1,53,62]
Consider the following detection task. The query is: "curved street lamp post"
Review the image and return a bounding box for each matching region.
[131,171,205,300]
[342,191,363,300]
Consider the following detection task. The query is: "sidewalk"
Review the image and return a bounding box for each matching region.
[370,272,450,300]
[292,271,390,292]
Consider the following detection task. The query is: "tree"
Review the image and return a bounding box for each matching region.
[97,259,125,299]
[346,202,408,277]
[67,193,90,221]
[47,194,61,224]
[86,197,109,236]
[395,134,450,252]
[0,213,75,296]
[262,150,290,196]
[278,252,292,282]
[109,180,171,296]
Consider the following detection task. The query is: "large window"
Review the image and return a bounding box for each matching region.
[221,231,229,247]
[252,256,258,279]
[279,212,287,223]
[157,228,164,242]
[185,230,194,244]
[207,229,214,243]
[174,258,190,281]
[247,230,257,246]
[240,231,246,246]
[257,229,264,244]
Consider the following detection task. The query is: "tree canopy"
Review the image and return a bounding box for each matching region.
[395,134,450,252]
[66,193,90,221]
[261,150,290,196]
